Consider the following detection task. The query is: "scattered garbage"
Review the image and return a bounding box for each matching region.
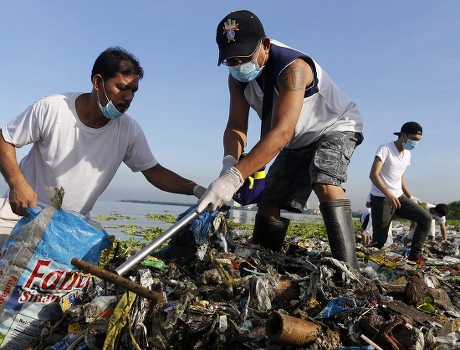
[266,311,320,347]
[7,206,459,349]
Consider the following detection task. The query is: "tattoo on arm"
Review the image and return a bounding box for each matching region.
[278,65,306,91]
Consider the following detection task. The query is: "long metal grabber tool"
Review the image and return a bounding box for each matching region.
[71,208,200,301]
[115,209,200,276]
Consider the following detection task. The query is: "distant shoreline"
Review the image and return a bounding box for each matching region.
[118,199,326,215]
[119,199,259,212]
[119,199,195,208]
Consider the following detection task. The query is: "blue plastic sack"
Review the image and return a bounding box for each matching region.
[0,205,111,348]
[155,205,228,262]
[177,204,220,244]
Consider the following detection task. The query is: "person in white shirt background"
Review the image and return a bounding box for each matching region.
[405,202,449,243]
[360,195,393,248]
[368,121,432,263]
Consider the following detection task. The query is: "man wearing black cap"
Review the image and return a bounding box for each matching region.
[369,121,432,263]
[197,10,363,270]
[406,202,449,243]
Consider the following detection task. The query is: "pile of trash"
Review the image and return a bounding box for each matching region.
[28,211,460,349]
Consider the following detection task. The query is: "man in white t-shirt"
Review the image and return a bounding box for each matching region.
[369,121,431,263]
[0,47,206,247]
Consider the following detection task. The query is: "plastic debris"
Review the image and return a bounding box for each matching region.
[24,211,460,349]
[318,296,359,318]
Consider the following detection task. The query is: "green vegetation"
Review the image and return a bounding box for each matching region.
[226,221,254,233]
[228,219,329,239]
[448,220,460,230]
[119,225,164,240]
[101,213,335,257]
[287,221,327,239]
[145,213,176,223]
[96,213,135,221]
[99,205,460,263]
[447,201,460,220]
[120,199,192,207]
[103,225,171,262]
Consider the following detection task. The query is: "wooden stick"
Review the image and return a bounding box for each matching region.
[360,334,383,350]
[71,258,162,303]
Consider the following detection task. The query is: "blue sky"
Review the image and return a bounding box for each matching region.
[1,1,459,211]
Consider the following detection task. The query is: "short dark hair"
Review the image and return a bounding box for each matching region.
[435,203,448,217]
[91,46,144,80]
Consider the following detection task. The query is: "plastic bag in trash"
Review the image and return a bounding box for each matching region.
[155,205,230,263]
[0,204,111,348]
[317,296,358,318]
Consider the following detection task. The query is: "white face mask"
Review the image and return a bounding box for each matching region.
[97,79,124,120]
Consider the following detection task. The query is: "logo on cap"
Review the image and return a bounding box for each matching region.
[222,18,239,42]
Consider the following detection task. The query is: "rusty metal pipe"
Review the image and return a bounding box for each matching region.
[71,258,162,303]
[266,311,320,346]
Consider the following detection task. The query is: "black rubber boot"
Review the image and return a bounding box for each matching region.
[252,214,290,251]
[319,199,359,270]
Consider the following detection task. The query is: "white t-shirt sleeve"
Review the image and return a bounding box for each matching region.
[369,145,389,197]
[375,144,389,163]
[122,117,158,172]
[2,100,47,147]
[437,216,446,225]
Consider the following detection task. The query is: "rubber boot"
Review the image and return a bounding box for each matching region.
[319,199,359,270]
[252,214,290,251]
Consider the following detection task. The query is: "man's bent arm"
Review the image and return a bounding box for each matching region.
[369,156,401,209]
[142,164,197,195]
[0,131,37,214]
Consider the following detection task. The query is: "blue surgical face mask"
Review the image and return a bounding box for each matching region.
[228,59,264,83]
[403,139,418,150]
[97,80,124,120]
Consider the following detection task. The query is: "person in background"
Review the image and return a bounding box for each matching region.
[197,10,363,269]
[360,196,393,248]
[369,121,431,263]
[360,205,372,246]
[406,202,449,243]
[0,47,206,247]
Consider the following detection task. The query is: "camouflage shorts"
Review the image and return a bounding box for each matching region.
[258,131,363,212]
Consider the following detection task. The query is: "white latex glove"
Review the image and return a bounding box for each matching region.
[197,166,244,213]
[193,185,207,199]
[220,155,238,176]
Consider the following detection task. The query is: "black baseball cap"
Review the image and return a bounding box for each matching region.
[434,203,448,217]
[216,10,265,66]
[393,121,423,136]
